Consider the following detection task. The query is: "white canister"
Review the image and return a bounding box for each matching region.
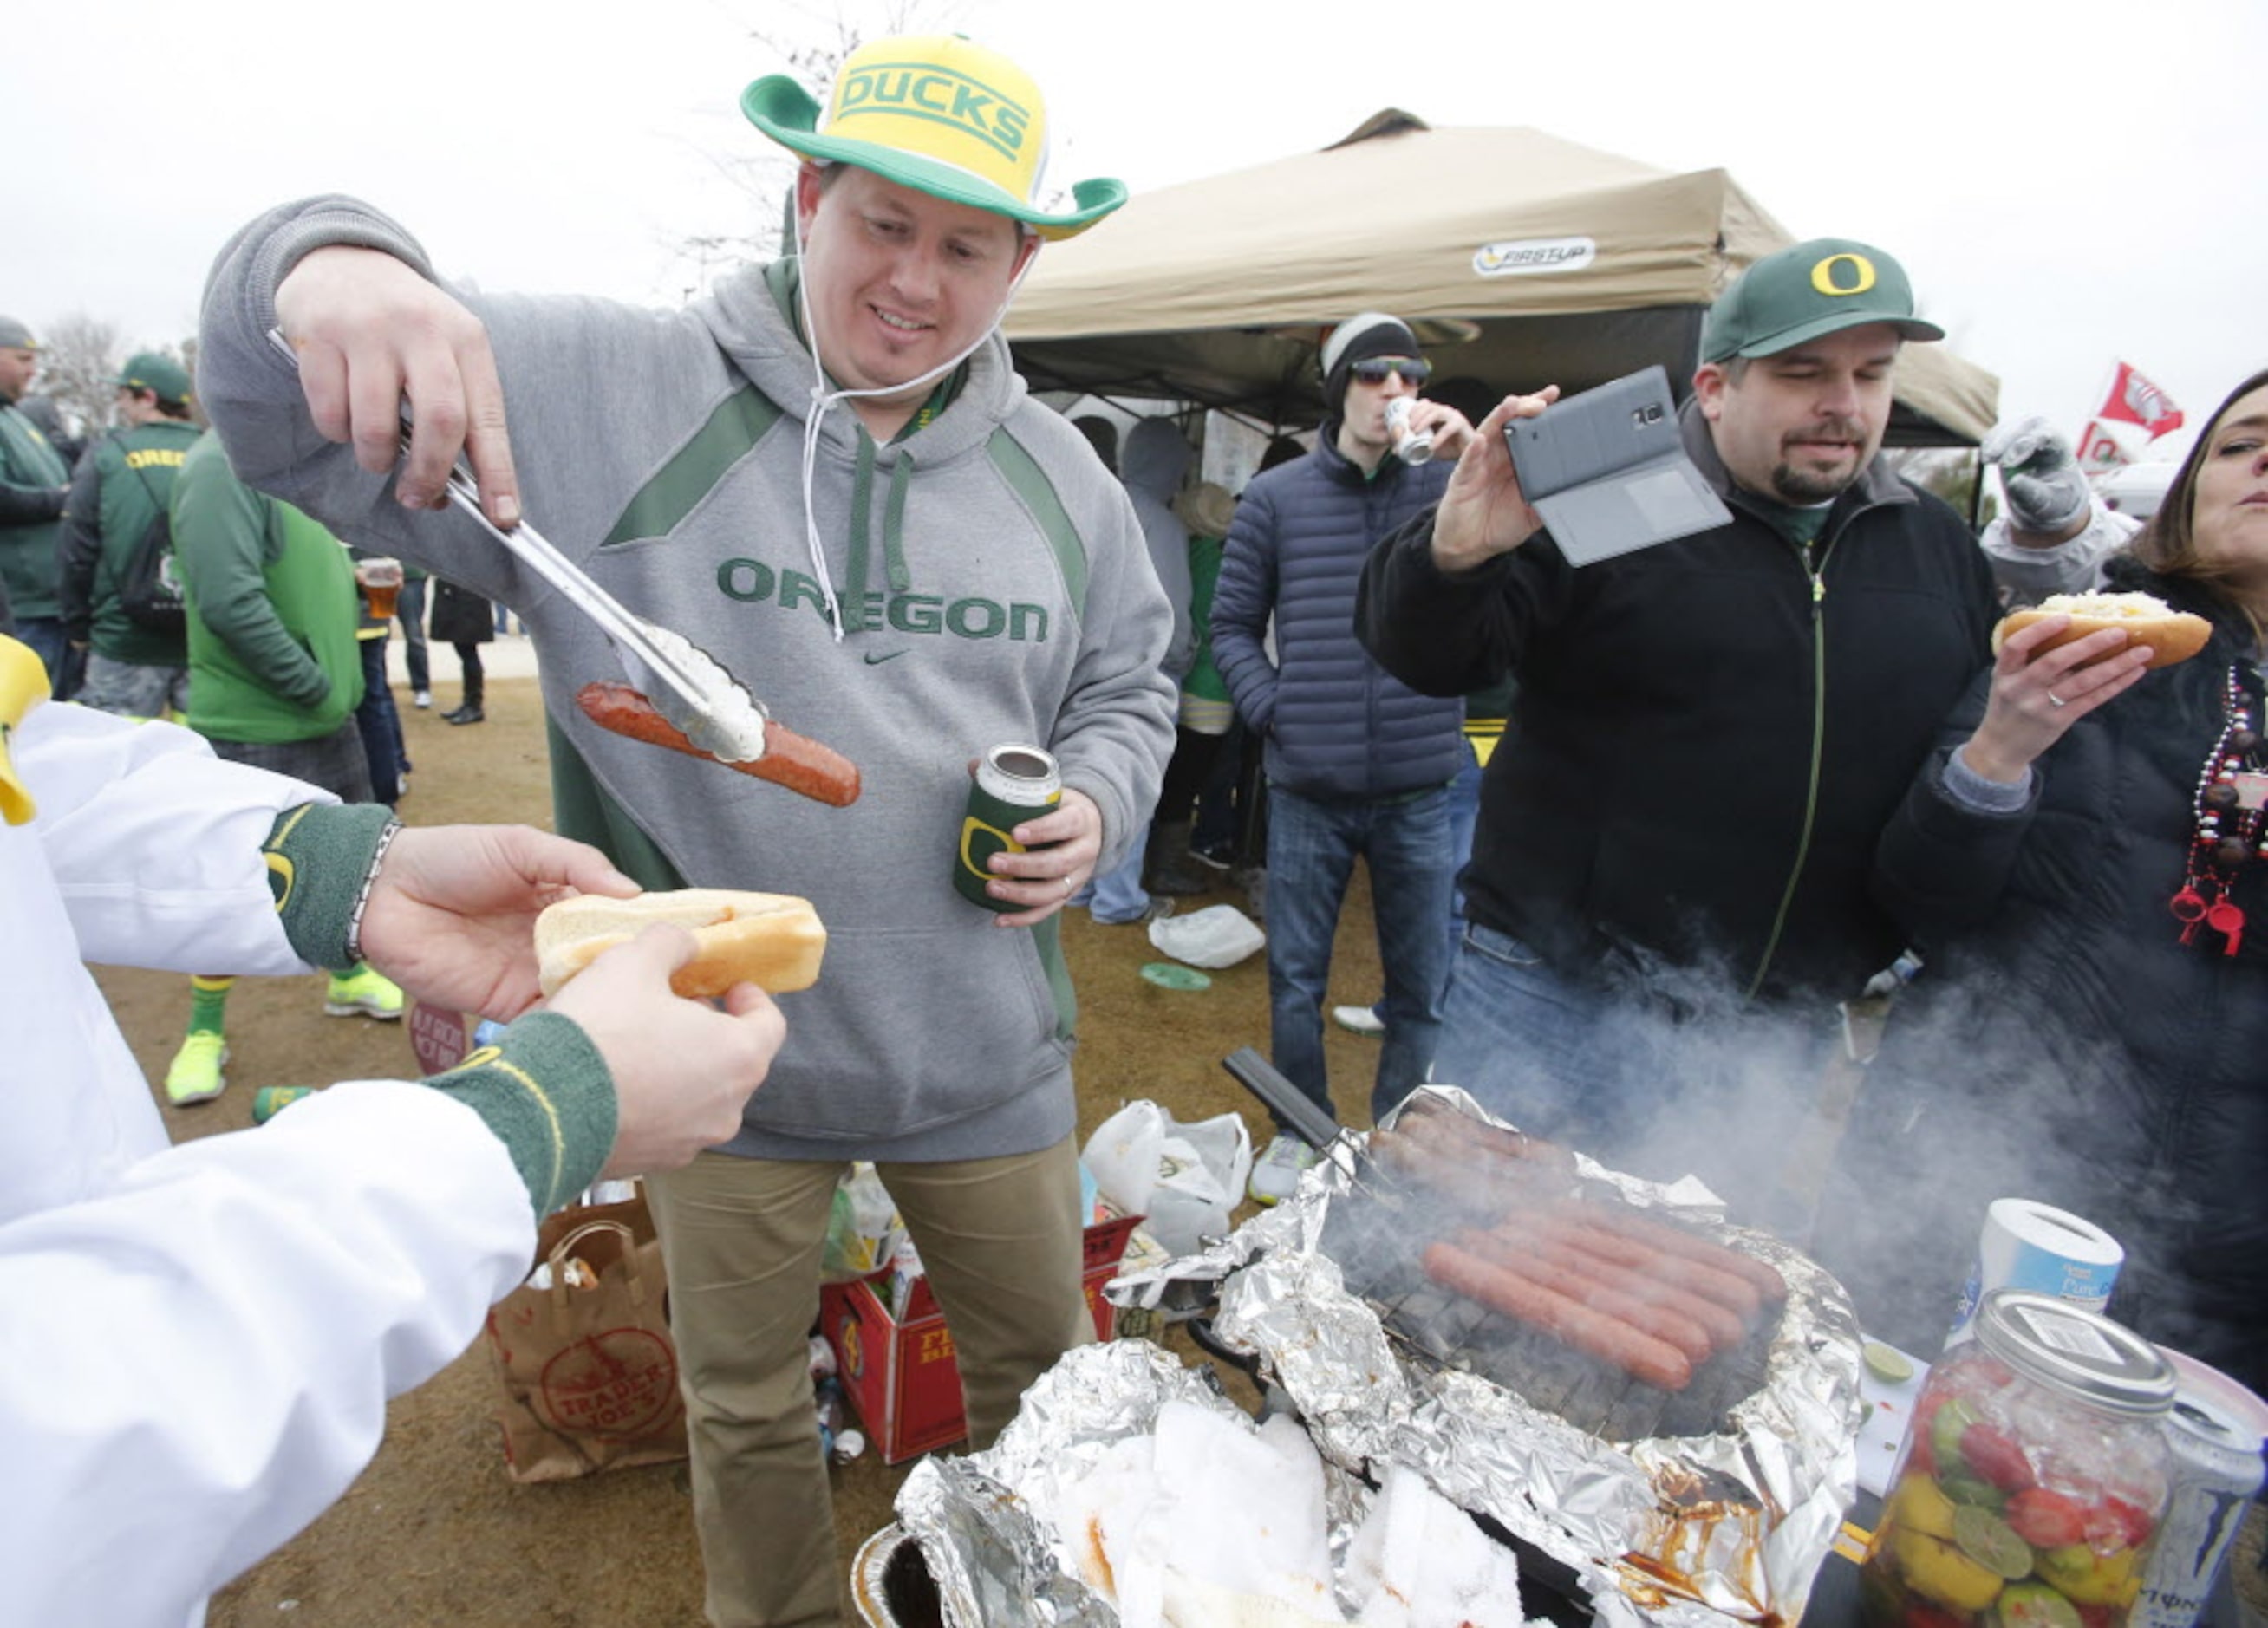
[1945,1196,2124,1345]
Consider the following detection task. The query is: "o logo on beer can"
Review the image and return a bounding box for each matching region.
[1811,253,1877,296]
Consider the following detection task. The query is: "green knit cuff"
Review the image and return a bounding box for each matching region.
[264,803,400,972]
[422,1010,618,1217]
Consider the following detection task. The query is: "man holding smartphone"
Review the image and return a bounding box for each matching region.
[1355,241,1998,1218]
[1212,312,1476,1201]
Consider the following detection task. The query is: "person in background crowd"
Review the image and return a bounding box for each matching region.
[58,352,201,720]
[15,392,86,474]
[0,640,784,1625]
[1189,434,1309,886]
[1358,240,1998,1223]
[1070,412,1119,475]
[346,545,408,803]
[429,573,493,725]
[1814,369,2268,1391]
[1148,479,1239,892]
[160,430,402,1106]
[196,32,1170,1626]
[1079,415,1196,923]
[1333,670,1515,1038]
[1972,414,2140,606]
[1214,313,1475,1202]
[0,316,75,684]
[399,561,433,707]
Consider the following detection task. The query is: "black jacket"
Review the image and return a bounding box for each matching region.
[1211,425,1464,801]
[1357,401,1998,1002]
[1815,563,2268,1387]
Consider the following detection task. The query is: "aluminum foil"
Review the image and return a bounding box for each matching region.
[1108,1087,1866,1628]
[895,1338,1378,1628]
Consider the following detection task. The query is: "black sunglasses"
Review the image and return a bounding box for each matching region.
[1349,357,1431,386]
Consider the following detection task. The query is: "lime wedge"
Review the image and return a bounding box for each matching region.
[1863,1339,1915,1384]
[1952,1504,2035,1579]
[1139,961,1212,991]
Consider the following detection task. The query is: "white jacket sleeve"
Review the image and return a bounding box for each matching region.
[0,1083,536,1628]
[27,700,331,975]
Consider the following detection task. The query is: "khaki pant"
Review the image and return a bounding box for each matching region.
[647,1137,1092,1628]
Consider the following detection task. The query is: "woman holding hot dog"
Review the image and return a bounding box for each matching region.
[1815,370,2268,1391]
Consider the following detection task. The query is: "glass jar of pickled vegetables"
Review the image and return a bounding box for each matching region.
[1861,1289,2175,1628]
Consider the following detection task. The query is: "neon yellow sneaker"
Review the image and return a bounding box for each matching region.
[164,1032,230,1106]
[324,966,405,1020]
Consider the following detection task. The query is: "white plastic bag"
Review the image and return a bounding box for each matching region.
[1083,1101,1253,1258]
[1147,903,1266,970]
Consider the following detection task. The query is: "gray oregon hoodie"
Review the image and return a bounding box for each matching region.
[198,195,1176,1163]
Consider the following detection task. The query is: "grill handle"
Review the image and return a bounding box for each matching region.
[1221,1047,1346,1152]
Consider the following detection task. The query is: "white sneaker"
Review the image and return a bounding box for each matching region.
[413,690,433,709]
[1248,1132,1320,1206]
[1331,1003,1386,1036]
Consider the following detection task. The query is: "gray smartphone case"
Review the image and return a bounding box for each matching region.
[1504,366,1732,565]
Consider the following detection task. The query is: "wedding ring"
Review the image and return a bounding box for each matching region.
[2048,693,2069,707]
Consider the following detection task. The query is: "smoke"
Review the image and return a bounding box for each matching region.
[1422,940,2208,1371]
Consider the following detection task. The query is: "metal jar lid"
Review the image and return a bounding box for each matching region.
[1975,1289,2175,1417]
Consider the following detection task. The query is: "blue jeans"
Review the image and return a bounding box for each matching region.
[354,636,405,804]
[1433,923,1838,1218]
[1086,819,1154,924]
[1265,783,1454,1128]
[396,576,430,693]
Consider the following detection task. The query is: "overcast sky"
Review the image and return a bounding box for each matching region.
[10,0,2258,458]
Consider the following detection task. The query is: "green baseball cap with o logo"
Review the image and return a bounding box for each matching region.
[1700,238,1944,362]
[740,33,1126,241]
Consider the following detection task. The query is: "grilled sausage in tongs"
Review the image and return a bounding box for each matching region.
[268,329,862,809]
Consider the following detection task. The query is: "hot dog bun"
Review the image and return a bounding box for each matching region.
[1992,591,2212,669]
[535,889,827,1000]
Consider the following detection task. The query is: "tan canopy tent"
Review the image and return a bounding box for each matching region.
[1007,112,1998,445]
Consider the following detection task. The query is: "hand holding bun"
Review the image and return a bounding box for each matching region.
[536,889,827,1000]
[1992,591,2213,669]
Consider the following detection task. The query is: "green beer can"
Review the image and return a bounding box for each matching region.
[955,743,1062,910]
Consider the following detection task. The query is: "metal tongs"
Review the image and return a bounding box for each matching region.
[265,329,766,762]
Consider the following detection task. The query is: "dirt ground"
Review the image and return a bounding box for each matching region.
[96,670,1382,1626]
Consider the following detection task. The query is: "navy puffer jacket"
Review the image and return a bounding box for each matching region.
[1211,428,1462,800]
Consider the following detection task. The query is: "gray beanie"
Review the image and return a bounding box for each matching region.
[0,316,37,351]
[1320,311,1420,414]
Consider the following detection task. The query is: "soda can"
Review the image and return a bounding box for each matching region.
[954,743,1062,910]
[1385,396,1435,466]
[2134,1379,2266,1628]
[1946,1196,2123,1345]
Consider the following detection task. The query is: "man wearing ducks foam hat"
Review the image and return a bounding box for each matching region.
[198,34,1172,1625]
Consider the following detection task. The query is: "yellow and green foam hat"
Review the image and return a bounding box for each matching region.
[740,34,1126,242]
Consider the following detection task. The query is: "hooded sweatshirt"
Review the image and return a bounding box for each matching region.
[198,195,1176,1163]
[1118,418,1195,680]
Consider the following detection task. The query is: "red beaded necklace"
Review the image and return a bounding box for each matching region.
[2174,662,2266,955]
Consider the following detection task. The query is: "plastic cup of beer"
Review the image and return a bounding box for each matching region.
[358,557,405,621]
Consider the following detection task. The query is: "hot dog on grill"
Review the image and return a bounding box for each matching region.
[575,681,862,807]
[1451,1229,1716,1366]
[1574,1203,1788,1303]
[1422,1240,1694,1391]
[1539,1217,1764,1323]
[1516,1224,1750,1352]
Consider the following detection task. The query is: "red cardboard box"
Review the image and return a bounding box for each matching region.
[822,1211,1142,1465]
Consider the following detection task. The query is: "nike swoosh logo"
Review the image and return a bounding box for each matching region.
[863,649,909,665]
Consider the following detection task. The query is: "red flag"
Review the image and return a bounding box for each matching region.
[2075,420,2132,475]
[2094,362,2185,439]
